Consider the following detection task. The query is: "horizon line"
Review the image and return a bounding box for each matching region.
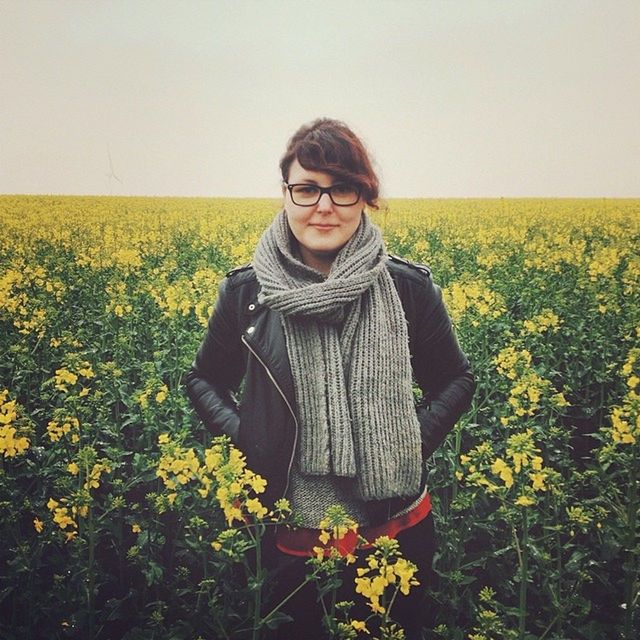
[2,192,639,201]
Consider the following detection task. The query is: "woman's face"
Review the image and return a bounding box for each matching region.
[284,158,364,274]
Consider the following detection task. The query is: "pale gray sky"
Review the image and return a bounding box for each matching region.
[1,0,639,197]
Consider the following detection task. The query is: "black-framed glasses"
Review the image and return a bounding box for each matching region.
[284,182,361,207]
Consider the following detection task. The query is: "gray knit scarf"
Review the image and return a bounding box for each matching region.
[252,211,422,500]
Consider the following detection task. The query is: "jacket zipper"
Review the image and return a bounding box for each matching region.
[241,334,298,499]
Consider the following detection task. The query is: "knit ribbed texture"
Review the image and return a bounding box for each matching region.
[288,463,371,528]
[253,211,422,500]
[287,464,429,528]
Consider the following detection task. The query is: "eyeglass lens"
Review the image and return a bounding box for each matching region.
[290,184,360,206]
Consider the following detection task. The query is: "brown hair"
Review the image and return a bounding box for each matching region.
[279,118,380,209]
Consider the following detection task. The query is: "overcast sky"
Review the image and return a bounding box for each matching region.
[1,0,639,198]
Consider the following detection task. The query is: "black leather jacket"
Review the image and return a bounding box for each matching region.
[185,256,475,510]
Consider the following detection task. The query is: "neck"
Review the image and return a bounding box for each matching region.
[298,245,336,275]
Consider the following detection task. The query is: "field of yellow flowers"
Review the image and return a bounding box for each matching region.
[1,195,638,640]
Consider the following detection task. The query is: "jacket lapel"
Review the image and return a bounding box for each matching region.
[242,301,297,410]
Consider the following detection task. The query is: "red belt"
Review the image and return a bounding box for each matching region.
[275,491,432,557]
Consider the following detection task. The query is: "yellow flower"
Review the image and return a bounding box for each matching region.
[67,462,80,475]
[530,471,547,491]
[351,620,369,634]
[247,473,267,494]
[131,523,141,533]
[216,486,229,503]
[138,391,149,409]
[84,462,111,490]
[490,458,514,488]
[223,505,243,526]
[318,505,357,541]
[507,430,539,472]
[46,416,79,443]
[158,433,170,444]
[52,506,77,530]
[611,406,636,445]
[245,498,268,519]
[515,495,535,507]
[0,425,30,457]
[394,557,419,595]
[204,448,223,471]
[54,368,78,392]
[551,393,570,407]
[34,518,44,533]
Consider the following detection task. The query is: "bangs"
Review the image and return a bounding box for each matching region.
[280,118,380,209]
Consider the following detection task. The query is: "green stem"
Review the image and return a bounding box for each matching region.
[449,423,464,610]
[318,586,331,635]
[196,544,207,613]
[250,525,263,640]
[386,584,401,622]
[213,613,231,640]
[539,607,563,640]
[261,575,315,627]
[538,578,582,640]
[554,496,563,635]
[329,582,337,634]
[518,510,529,640]
[451,422,462,507]
[88,503,95,640]
[624,449,638,639]
[512,508,529,640]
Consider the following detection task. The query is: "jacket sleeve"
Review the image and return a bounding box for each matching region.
[184,277,245,442]
[410,272,476,458]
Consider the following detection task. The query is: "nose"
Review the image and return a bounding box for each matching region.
[316,191,334,212]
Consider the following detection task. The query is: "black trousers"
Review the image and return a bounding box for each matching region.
[264,513,437,640]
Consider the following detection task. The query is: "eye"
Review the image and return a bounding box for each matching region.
[331,184,358,197]
[292,185,320,196]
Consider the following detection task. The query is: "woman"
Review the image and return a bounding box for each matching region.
[186,118,475,638]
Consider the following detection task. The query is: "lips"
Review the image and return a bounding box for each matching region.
[311,224,337,229]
